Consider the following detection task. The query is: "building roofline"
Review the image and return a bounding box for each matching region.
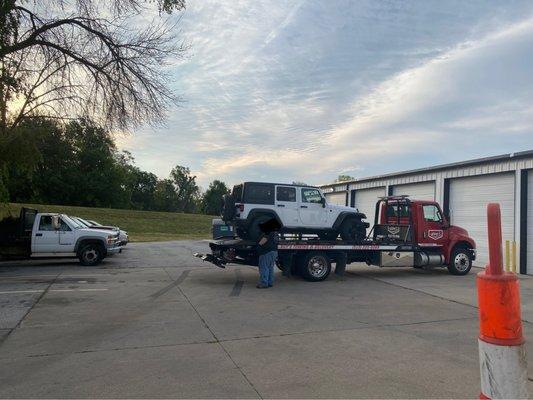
[320,150,533,188]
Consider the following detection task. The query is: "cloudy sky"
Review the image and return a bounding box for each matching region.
[117,0,533,188]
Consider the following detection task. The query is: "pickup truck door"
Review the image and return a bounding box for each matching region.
[299,188,328,227]
[275,185,299,227]
[32,215,60,253]
[58,217,76,252]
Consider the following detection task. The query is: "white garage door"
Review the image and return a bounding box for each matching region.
[526,170,533,274]
[353,187,386,232]
[392,181,435,200]
[325,192,346,206]
[449,173,515,267]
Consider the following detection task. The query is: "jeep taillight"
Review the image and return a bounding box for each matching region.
[236,203,244,212]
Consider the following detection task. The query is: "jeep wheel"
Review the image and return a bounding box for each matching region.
[299,252,331,281]
[78,243,104,266]
[247,215,273,241]
[339,218,366,242]
[447,246,472,275]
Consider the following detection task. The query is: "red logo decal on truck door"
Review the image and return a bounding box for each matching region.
[428,230,443,240]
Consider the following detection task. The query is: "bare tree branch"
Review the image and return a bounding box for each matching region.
[0,0,187,133]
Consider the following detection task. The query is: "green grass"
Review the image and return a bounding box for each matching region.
[1,203,215,242]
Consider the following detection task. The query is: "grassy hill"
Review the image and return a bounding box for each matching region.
[1,203,214,242]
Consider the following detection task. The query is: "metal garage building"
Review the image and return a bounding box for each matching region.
[320,150,533,274]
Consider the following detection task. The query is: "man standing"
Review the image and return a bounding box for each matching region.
[256,219,279,289]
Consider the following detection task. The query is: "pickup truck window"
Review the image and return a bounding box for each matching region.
[59,218,72,231]
[38,216,55,231]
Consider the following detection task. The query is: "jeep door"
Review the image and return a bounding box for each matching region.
[299,188,328,227]
[32,215,60,253]
[275,186,299,227]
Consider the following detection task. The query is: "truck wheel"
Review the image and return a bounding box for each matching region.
[246,215,273,241]
[299,252,331,281]
[78,243,104,266]
[447,246,472,275]
[339,218,366,242]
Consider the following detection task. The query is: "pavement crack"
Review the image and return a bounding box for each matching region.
[162,267,262,399]
[0,269,63,347]
[150,269,190,299]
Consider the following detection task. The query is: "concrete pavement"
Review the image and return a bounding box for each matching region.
[1,240,532,398]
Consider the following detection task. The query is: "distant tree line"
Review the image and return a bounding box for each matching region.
[2,118,229,215]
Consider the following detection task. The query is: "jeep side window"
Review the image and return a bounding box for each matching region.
[301,188,322,203]
[276,186,296,202]
[423,205,442,223]
[39,216,54,231]
[243,183,275,204]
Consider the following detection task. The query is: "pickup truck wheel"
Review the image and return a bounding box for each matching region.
[299,252,331,282]
[339,218,366,242]
[247,215,273,241]
[78,244,104,266]
[447,247,472,275]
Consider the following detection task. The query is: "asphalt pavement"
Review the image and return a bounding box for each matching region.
[1,240,533,398]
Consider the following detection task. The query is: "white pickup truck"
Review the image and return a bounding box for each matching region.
[0,208,121,266]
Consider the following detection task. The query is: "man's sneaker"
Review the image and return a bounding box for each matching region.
[256,284,268,289]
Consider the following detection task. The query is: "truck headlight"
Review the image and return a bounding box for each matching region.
[107,235,118,244]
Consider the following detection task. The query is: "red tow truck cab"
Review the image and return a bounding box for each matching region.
[377,197,476,265]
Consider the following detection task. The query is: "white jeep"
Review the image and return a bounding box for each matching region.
[222,182,368,242]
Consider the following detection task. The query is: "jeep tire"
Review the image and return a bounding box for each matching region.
[78,243,104,266]
[246,215,273,241]
[339,218,366,242]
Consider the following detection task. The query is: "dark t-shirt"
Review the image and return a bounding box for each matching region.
[257,232,278,256]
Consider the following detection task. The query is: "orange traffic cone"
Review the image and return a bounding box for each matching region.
[477,203,527,399]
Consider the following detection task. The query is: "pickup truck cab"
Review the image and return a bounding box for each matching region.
[0,208,121,266]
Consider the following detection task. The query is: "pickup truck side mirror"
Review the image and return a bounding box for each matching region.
[52,216,61,230]
[320,197,326,208]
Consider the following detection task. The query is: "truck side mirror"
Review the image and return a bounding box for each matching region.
[52,216,60,230]
[320,197,326,208]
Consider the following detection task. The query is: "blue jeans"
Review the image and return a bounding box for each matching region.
[258,251,277,286]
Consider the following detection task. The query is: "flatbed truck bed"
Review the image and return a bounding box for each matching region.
[195,196,476,281]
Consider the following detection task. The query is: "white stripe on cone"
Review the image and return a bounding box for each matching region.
[479,339,528,399]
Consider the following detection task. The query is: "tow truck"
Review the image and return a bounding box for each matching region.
[195,196,476,281]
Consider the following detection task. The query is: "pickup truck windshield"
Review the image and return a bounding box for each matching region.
[63,215,84,229]
[75,217,92,227]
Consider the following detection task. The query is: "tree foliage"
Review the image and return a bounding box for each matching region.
[335,175,355,182]
[201,180,229,215]
[4,117,224,215]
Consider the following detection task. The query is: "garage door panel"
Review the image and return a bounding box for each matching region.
[527,171,533,274]
[325,192,346,206]
[353,187,386,232]
[392,182,435,201]
[449,173,515,267]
